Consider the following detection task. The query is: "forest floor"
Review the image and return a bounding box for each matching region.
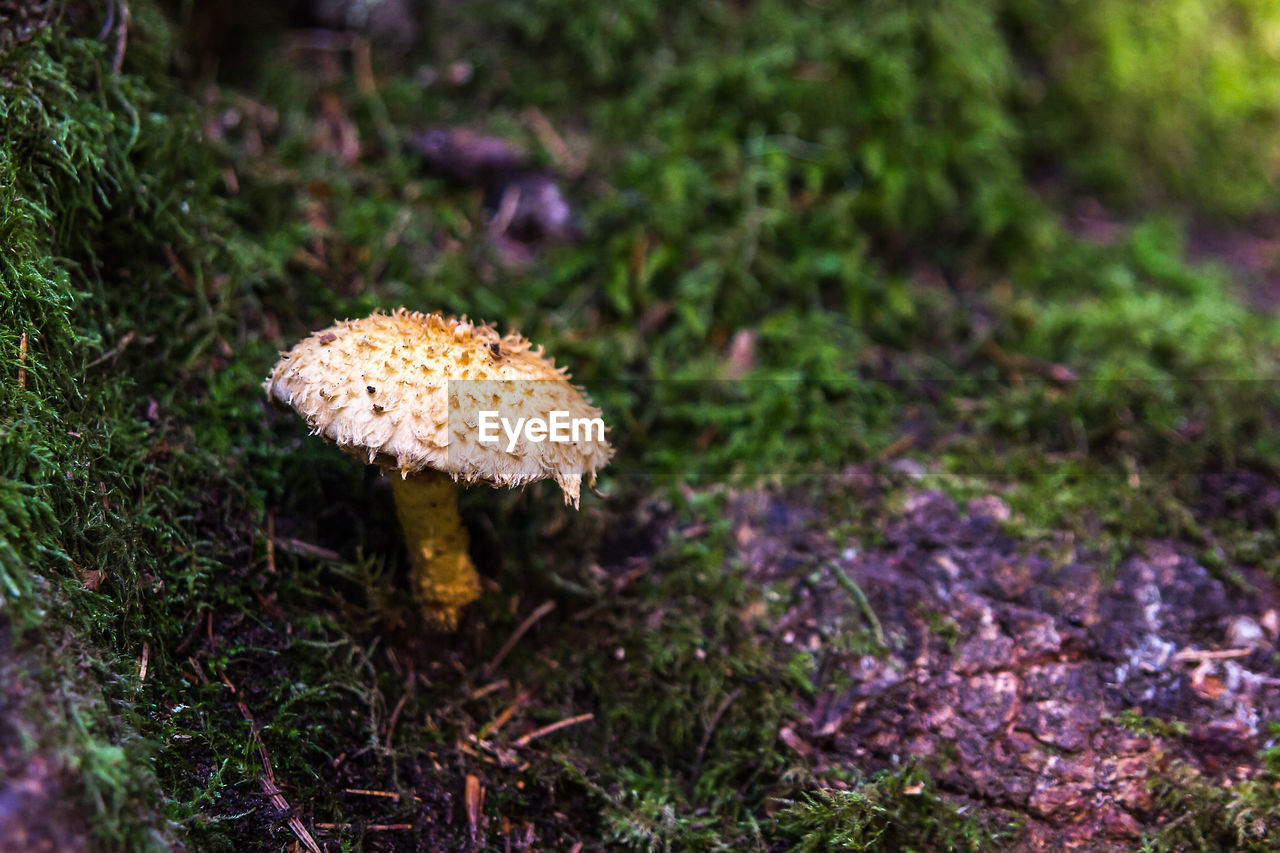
[4,2,1280,850]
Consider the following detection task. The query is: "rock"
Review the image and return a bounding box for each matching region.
[1019,699,1096,752]
[730,488,1280,850]
[967,494,1012,523]
[1226,615,1266,648]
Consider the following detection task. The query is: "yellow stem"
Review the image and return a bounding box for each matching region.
[391,470,480,630]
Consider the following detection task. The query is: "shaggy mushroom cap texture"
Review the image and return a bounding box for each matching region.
[264,309,612,505]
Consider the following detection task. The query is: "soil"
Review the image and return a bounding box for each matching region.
[0,617,93,853]
[733,473,1280,850]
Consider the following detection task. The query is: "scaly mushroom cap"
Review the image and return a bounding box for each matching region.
[264,309,612,506]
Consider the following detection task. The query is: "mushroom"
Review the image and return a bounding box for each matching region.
[264,309,612,630]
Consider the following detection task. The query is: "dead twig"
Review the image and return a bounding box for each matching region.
[251,588,284,621]
[980,338,1024,387]
[478,689,532,740]
[488,184,522,239]
[173,615,204,655]
[691,689,742,787]
[876,432,916,460]
[265,514,276,573]
[484,601,556,677]
[430,678,510,724]
[512,712,593,747]
[16,331,26,390]
[342,787,423,803]
[778,725,812,757]
[162,244,201,293]
[219,671,322,853]
[465,736,527,770]
[829,563,887,649]
[111,0,129,74]
[274,537,342,561]
[468,679,509,700]
[384,682,413,751]
[85,331,136,369]
[1173,647,1254,662]
[315,823,413,831]
[97,0,116,40]
[522,107,585,177]
[465,774,484,844]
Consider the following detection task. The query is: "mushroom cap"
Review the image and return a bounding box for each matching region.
[264,309,612,506]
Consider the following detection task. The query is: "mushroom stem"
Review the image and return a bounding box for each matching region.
[391,469,481,630]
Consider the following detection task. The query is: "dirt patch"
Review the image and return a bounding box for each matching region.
[733,477,1280,850]
[0,752,89,853]
[1198,468,1280,529]
[1186,217,1280,313]
[0,617,93,853]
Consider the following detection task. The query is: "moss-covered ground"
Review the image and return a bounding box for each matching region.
[4,0,1280,849]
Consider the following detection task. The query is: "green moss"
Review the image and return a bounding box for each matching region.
[1007,0,1280,217]
[0,17,215,849]
[1134,726,1280,850]
[1111,709,1191,740]
[773,770,1009,852]
[1144,761,1280,851]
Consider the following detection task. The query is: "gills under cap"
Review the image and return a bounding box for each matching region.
[264,309,612,506]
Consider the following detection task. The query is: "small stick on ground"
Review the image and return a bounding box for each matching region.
[465,774,484,844]
[830,562,887,649]
[85,331,136,369]
[468,679,509,700]
[162,244,195,290]
[174,615,204,655]
[478,689,532,740]
[488,184,522,239]
[513,712,593,747]
[1173,647,1253,662]
[316,823,413,831]
[384,681,413,751]
[97,0,116,40]
[274,537,342,561]
[522,107,585,177]
[16,331,26,390]
[342,788,422,803]
[265,513,276,573]
[432,678,510,723]
[691,688,741,788]
[111,1,129,74]
[484,601,556,677]
[876,432,916,460]
[219,671,322,853]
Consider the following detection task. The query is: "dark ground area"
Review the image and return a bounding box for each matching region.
[734,478,1280,849]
